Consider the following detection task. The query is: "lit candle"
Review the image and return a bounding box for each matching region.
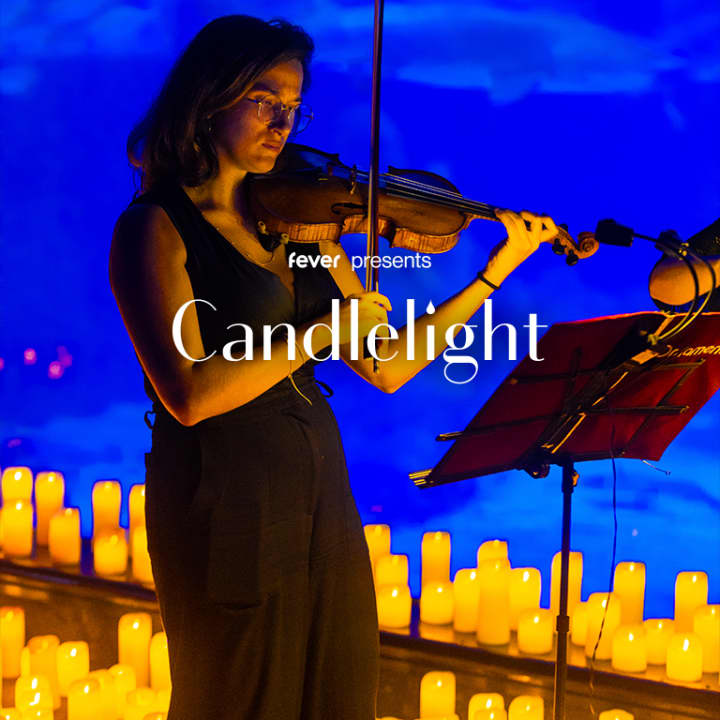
[375,554,408,588]
[517,609,554,655]
[644,619,674,665]
[598,711,634,720]
[585,593,621,660]
[87,669,116,720]
[613,562,645,625]
[14,675,53,713]
[509,568,541,630]
[94,530,128,576]
[666,632,703,682]
[674,571,708,632]
[420,581,454,625]
[92,480,122,536]
[419,671,455,718]
[33,471,65,547]
[26,636,60,708]
[118,613,152,688]
[472,711,507,720]
[363,524,391,574]
[376,585,412,629]
[109,664,136,717]
[508,695,544,719]
[150,632,171,692]
[422,531,451,587]
[131,528,154,584]
[128,484,146,539]
[550,551,583,619]
[67,677,103,720]
[2,501,34,557]
[123,687,158,720]
[693,605,719,673]
[468,692,505,716]
[0,708,22,719]
[476,539,508,565]
[1,467,33,502]
[476,558,511,645]
[611,625,647,673]
[453,568,480,633]
[571,602,588,646]
[56,641,89,696]
[48,508,81,565]
[1,606,25,678]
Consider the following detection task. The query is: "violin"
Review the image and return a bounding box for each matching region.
[246,142,598,265]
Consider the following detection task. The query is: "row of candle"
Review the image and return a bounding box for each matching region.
[373,670,636,719]
[0,469,146,546]
[0,608,170,699]
[365,527,719,681]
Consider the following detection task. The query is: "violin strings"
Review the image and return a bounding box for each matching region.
[352,169,498,218]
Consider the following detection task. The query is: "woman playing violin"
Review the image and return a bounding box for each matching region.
[109,14,560,720]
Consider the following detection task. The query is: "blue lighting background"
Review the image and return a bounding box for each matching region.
[1,0,718,616]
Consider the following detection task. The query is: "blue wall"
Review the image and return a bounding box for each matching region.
[1,0,718,617]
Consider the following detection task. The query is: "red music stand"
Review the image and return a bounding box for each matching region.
[409,311,720,720]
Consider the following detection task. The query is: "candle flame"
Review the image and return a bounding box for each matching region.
[132,620,140,629]
[434,531,443,540]
[522,570,530,582]
[391,588,398,598]
[70,648,77,657]
[13,470,22,480]
[533,615,540,624]
[83,684,91,694]
[15,501,23,510]
[29,692,41,706]
[470,570,476,580]
[628,632,634,641]
[435,680,443,688]
[31,678,39,689]
[682,637,690,652]
[692,575,697,583]
[485,699,492,708]
[629,563,635,571]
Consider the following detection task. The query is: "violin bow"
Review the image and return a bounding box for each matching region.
[366,0,385,371]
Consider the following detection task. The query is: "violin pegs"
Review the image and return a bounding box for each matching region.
[552,238,565,255]
[565,250,579,266]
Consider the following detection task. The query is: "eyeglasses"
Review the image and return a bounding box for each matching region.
[244,97,313,134]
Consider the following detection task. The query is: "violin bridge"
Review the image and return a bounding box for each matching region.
[349,165,358,195]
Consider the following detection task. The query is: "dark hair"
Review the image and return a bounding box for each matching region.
[127,15,314,192]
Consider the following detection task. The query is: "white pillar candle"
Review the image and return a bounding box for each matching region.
[118,613,152,688]
[128,485,146,538]
[585,593,621,660]
[419,671,455,718]
[26,636,60,708]
[420,581,454,625]
[94,530,128,576]
[571,602,588,646]
[375,554,408,588]
[48,508,81,565]
[1,467,33,503]
[92,480,122,537]
[2,501,34,557]
[150,633,171,692]
[109,664,137,718]
[472,711,507,720]
[693,605,719,673]
[422,531,451,587]
[453,568,480,633]
[376,585,412,628]
[33,472,65,547]
[1,606,26,678]
[644,619,674,664]
[363,524,391,574]
[14,675,53,713]
[509,568,541,630]
[67,677,103,720]
[517,609,554,655]
[611,625,647,673]
[666,632,703,682]
[87,669,116,720]
[476,539,508,565]
[468,692,505,717]
[550,551,583,619]
[674,571,708,632]
[613,562,645,624]
[131,528,154,584]
[123,688,157,720]
[598,711,633,720]
[508,695,544,719]
[476,559,511,645]
[56,642,89,697]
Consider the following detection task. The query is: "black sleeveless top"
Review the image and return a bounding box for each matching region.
[128,181,344,419]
